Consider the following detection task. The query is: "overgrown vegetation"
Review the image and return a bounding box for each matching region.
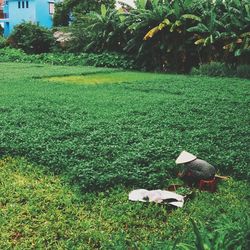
[0,47,136,69]
[2,47,250,78]
[0,36,7,49]
[63,0,250,72]
[3,0,249,73]
[191,62,250,79]
[8,22,55,54]
[0,157,249,249]
[0,25,3,36]
[54,0,116,24]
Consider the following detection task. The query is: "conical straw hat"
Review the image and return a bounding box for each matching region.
[175,151,197,164]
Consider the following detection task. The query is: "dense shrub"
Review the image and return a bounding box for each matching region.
[191,62,250,79]
[66,0,250,72]
[84,52,136,69]
[0,47,137,69]
[0,47,86,65]
[0,25,3,36]
[8,22,55,54]
[53,2,70,27]
[236,64,250,79]
[54,0,116,27]
[191,62,235,77]
[0,47,31,61]
[0,36,7,49]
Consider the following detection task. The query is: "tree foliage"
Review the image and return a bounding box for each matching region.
[53,0,116,26]
[59,0,250,71]
[8,22,55,54]
[53,2,70,27]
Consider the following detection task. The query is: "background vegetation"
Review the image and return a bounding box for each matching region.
[1,47,250,78]
[61,0,250,72]
[1,0,249,74]
[0,47,136,69]
[53,0,116,27]
[7,23,55,54]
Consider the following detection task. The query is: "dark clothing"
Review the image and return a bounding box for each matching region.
[180,159,216,186]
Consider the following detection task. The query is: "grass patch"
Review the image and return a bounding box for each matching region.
[47,71,165,85]
[0,157,249,249]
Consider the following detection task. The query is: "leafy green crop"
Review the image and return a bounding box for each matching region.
[0,62,249,193]
[0,157,249,249]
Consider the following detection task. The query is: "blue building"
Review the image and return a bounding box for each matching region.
[0,0,55,37]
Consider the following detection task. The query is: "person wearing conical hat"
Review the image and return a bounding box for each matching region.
[176,151,216,187]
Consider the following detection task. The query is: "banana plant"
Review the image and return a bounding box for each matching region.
[124,2,168,52]
[76,4,125,52]
[143,0,201,41]
[187,6,225,46]
[186,0,250,63]
[220,0,250,58]
[133,0,201,71]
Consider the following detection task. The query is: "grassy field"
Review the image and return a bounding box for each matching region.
[0,62,249,248]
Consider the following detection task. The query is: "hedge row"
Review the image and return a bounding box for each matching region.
[0,47,136,69]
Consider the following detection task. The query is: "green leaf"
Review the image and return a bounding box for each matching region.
[210,35,214,44]
[101,4,107,18]
[181,14,202,22]
[245,4,250,17]
[234,49,242,57]
[118,9,126,22]
[173,1,181,18]
[191,219,206,250]
[137,0,147,9]
[184,0,193,9]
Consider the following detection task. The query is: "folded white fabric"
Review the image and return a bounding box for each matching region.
[129,189,184,208]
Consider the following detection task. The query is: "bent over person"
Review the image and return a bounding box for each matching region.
[176,151,216,187]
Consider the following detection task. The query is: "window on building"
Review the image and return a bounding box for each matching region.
[49,2,54,15]
[17,0,29,9]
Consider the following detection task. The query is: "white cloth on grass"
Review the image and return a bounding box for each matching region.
[129,189,184,208]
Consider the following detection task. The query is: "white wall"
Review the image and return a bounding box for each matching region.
[116,0,136,9]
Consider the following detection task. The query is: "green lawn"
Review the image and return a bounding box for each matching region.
[0,62,249,249]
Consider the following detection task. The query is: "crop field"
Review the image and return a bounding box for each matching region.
[0,62,249,248]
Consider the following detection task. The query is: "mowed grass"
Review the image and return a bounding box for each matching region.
[0,157,249,249]
[0,62,250,248]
